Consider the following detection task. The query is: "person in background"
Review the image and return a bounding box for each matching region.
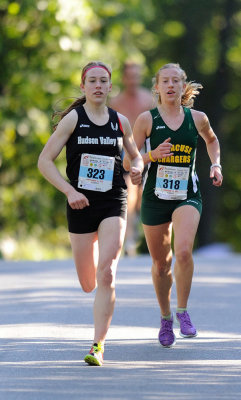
[124,63,223,347]
[38,61,143,366]
[110,62,154,256]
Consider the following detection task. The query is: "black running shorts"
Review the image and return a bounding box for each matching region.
[67,197,127,234]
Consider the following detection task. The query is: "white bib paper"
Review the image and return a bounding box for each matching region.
[78,153,115,192]
[155,165,189,200]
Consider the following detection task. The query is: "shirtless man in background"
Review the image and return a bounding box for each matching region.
[110,62,154,255]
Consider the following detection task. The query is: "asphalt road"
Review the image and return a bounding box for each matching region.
[0,252,241,400]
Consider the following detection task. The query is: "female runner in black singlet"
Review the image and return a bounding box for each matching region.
[38,61,144,366]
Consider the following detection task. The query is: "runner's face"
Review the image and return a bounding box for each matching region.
[81,68,112,103]
[156,68,185,104]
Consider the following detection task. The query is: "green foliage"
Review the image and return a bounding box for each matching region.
[0,0,240,259]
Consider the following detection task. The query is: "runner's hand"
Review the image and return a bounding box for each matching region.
[152,138,173,160]
[130,167,142,185]
[67,188,90,209]
[210,167,223,187]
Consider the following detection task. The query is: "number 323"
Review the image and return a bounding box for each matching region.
[87,168,105,180]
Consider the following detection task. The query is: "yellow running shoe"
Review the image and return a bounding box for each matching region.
[84,342,104,366]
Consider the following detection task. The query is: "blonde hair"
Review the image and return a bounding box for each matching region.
[52,61,112,130]
[153,63,203,108]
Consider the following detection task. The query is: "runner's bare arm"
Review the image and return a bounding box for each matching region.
[119,113,144,185]
[192,110,223,187]
[38,110,89,208]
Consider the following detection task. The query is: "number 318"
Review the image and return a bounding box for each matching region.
[163,179,180,189]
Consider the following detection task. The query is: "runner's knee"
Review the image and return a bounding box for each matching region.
[75,262,96,293]
[80,280,96,293]
[97,264,115,287]
[175,246,192,266]
[152,255,172,275]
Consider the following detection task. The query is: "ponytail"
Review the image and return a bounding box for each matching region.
[181,81,203,108]
[52,96,85,131]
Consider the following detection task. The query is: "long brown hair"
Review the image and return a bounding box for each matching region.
[52,61,112,130]
[153,63,203,108]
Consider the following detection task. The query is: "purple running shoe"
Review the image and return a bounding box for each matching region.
[158,316,176,347]
[176,311,197,338]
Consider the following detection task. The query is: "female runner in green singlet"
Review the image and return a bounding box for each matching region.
[123,63,223,347]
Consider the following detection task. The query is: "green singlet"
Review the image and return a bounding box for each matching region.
[141,106,202,226]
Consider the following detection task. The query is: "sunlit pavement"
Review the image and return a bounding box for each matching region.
[0,253,241,400]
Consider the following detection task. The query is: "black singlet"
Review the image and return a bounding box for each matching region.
[66,105,127,202]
